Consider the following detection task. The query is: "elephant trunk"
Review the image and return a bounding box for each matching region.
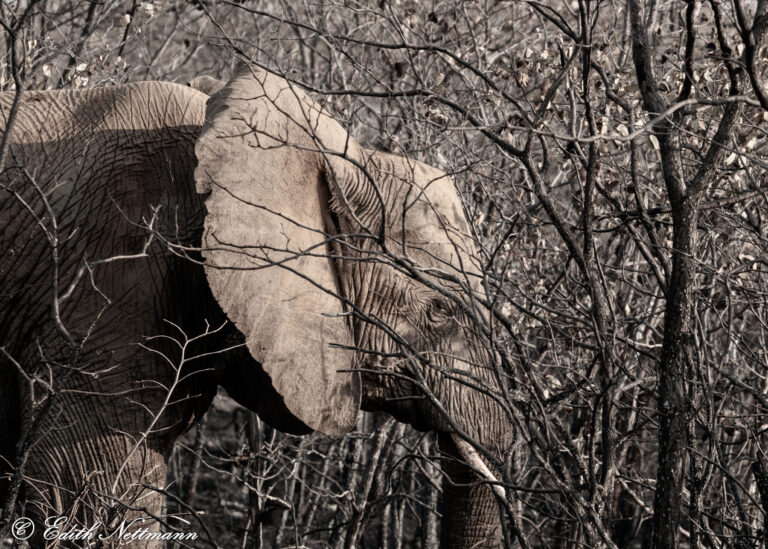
[438,433,505,548]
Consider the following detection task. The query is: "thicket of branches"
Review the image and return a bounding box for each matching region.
[1,0,768,547]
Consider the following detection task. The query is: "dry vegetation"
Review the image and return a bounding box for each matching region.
[2,0,768,547]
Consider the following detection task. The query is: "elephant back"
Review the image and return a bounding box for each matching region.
[0,82,208,357]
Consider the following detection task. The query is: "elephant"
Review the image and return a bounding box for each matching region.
[0,66,511,548]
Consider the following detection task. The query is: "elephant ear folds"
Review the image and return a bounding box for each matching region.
[194,66,361,435]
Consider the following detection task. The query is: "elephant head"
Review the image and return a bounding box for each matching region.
[194,65,510,547]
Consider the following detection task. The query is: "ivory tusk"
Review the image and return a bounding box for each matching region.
[450,434,507,501]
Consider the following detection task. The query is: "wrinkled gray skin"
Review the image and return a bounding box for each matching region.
[0,71,509,548]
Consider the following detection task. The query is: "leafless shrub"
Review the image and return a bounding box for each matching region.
[2,0,768,547]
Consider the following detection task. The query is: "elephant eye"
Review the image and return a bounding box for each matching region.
[426,298,454,323]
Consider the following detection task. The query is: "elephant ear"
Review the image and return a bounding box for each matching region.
[194,66,360,435]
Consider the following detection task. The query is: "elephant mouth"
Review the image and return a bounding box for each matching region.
[358,356,459,434]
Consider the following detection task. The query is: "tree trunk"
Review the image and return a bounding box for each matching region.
[651,200,698,549]
[422,436,440,548]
